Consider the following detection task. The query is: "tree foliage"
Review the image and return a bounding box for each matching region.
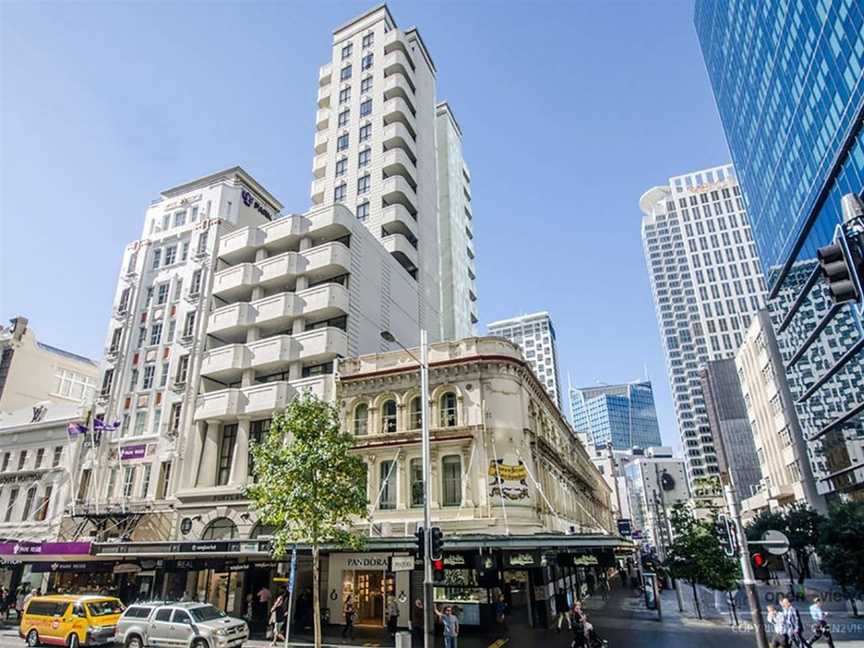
[666,503,740,593]
[246,392,368,647]
[815,501,864,601]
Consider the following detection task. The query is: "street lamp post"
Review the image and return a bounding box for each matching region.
[381,329,433,648]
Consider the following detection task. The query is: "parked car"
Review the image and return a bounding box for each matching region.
[115,601,249,648]
[19,594,123,647]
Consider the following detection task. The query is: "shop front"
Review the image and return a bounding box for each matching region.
[0,541,95,593]
[326,553,410,628]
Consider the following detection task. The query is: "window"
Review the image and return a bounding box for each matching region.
[109,328,122,353]
[409,397,422,430]
[180,242,189,261]
[361,76,372,93]
[156,283,169,305]
[34,485,52,521]
[381,400,397,433]
[202,517,238,540]
[0,453,8,472]
[121,414,130,437]
[173,210,186,227]
[137,326,146,348]
[341,43,353,59]
[52,446,62,467]
[339,87,351,104]
[17,451,27,471]
[410,458,423,507]
[4,488,19,522]
[123,466,135,498]
[357,174,370,194]
[358,147,371,167]
[338,108,350,127]
[183,312,196,337]
[156,461,172,499]
[354,404,368,436]
[152,408,162,435]
[155,608,173,623]
[190,269,202,294]
[159,362,170,387]
[196,232,208,255]
[361,52,373,70]
[77,469,91,501]
[34,448,44,469]
[149,323,162,346]
[379,460,396,510]
[164,245,177,266]
[440,392,458,427]
[441,456,461,507]
[340,64,352,81]
[336,157,348,176]
[173,610,193,625]
[54,369,94,400]
[152,249,161,269]
[249,419,271,480]
[142,365,155,389]
[362,32,373,48]
[337,133,349,150]
[134,410,147,436]
[21,486,37,520]
[360,98,372,117]
[129,368,139,391]
[176,355,189,384]
[356,201,369,221]
[359,123,371,142]
[118,287,131,313]
[139,464,152,498]
[169,402,182,434]
[334,183,347,202]
[216,424,237,486]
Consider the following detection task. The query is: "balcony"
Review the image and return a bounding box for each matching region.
[383,59,415,97]
[294,327,348,365]
[293,374,335,402]
[248,335,298,372]
[258,252,302,289]
[383,30,412,63]
[208,302,256,341]
[382,98,417,140]
[382,148,417,189]
[382,233,418,275]
[199,344,250,382]
[262,215,307,253]
[379,204,417,241]
[303,241,351,283]
[219,226,266,265]
[314,131,328,155]
[317,85,331,109]
[310,178,326,205]
[212,263,261,301]
[316,108,330,131]
[312,153,327,179]
[464,201,472,220]
[195,388,243,421]
[255,292,299,336]
[381,176,418,216]
[195,381,295,421]
[319,63,332,87]
[297,283,349,322]
[303,203,354,246]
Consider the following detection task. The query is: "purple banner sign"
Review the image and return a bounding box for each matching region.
[120,444,147,460]
[0,541,92,557]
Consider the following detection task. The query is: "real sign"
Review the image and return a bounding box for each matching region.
[390,556,415,572]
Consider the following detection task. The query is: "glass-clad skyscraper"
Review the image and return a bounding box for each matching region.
[570,381,662,451]
[695,0,864,499]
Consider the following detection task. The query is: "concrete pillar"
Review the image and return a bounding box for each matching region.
[183,421,207,490]
[230,417,250,486]
[196,421,220,487]
[462,444,474,508]
[396,456,407,511]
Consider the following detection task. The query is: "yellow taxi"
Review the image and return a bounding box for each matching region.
[19,594,124,647]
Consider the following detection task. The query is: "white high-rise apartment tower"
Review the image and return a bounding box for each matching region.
[487,312,562,410]
[639,164,767,486]
[312,4,477,341]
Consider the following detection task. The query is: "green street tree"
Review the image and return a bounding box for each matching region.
[816,501,864,616]
[246,392,368,648]
[666,503,740,620]
[746,503,821,583]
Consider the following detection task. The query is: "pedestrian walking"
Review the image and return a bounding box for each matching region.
[767,605,786,648]
[555,589,571,632]
[780,596,811,648]
[412,598,424,635]
[386,596,399,636]
[268,593,286,645]
[570,601,587,648]
[494,593,508,627]
[342,594,355,640]
[808,597,834,648]
[434,605,460,648]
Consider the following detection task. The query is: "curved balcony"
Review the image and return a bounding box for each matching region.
[255,292,299,336]
[316,108,330,131]
[208,302,256,342]
[383,98,416,140]
[297,283,349,322]
[312,153,327,179]
[303,241,351,283]
[310,178,326,205]
[382,176,418,216]
[263,215,307,253]
[195,381,295,422]
[248,335,299,373]
[383,55,415,94]
[314,131,328,155]
[258,252,302,290]
[379,204,418,241]
[319,63,332,87]
[382,123,417,161]
[199,344,250,382]
[304,204,354,246]
[219,226,266,265]
[382,148,417,190]
[382,233,418,275]
[383,30,413,63]
[294,327,348,365]
[212,263,261,301]
[292,374,335,402]
[317,85,331,109]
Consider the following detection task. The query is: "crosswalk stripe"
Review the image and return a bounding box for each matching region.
[488,639,510,648]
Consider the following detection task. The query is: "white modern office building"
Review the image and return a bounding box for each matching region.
[311,4,477,342]
[487,312,562,409]
[639,164,767,487]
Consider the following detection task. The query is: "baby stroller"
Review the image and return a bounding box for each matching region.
[571,619,608,648]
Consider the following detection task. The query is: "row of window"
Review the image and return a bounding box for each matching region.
[335,147,372,174]
[53,369,95,401]
[336,123,372,152]
[340,32,374,62]
[0,483,54,523]
[0,446,64,473]
[373,455,463,509]
[352,392,459,436]
[96,460,173,502]
[334,174,371,201]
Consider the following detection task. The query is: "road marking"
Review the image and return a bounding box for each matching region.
[488,639,510,648]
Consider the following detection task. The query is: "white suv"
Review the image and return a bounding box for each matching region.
[114,602,249,648]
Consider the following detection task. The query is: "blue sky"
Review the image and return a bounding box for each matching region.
[0,0,730,450]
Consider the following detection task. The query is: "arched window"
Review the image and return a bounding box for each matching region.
[354,403,369,436]
[440,392,458,427]
[441,456,462,507]
[381,399,397,433]
[409,397,422,430]
[250,522,277,539]
[201,517,238,540]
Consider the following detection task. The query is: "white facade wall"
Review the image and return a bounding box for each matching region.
[639,164,767,487]
[621,452,689,551]
[435,102,478,340]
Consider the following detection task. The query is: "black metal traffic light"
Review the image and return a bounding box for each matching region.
[817,239,863,304]
[714,514,738,557]
[433,558,445,582]
[415,526,425,560]
[430,526,444,560]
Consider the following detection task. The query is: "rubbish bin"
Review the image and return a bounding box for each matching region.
[395,631,412,648]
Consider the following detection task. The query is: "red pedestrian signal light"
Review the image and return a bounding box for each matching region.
[751,552,766,568]
[433,558,445,582]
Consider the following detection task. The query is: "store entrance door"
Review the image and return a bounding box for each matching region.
[502,570,532,627]
[353,570,385,626]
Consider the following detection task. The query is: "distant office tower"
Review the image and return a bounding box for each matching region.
[639,164,767,486]
[436,102,478,339]
[698,359,761,498]
[487,312,562,409]
[312,5,477,341]
[696,1,864,499]
[569,381,662,451]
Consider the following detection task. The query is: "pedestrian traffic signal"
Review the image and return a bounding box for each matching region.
[415,526,425,560]
[430,526,444,560]
[751,552,766,569]
[714,514,738,557]
[817,239,863,304]
[433,558,445,582]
